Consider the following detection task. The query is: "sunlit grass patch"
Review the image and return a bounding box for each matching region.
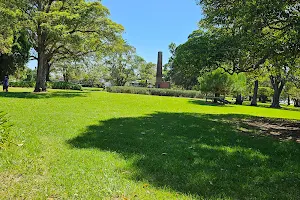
[0,88,299,199]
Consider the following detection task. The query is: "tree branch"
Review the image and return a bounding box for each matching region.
[30,56,38,60]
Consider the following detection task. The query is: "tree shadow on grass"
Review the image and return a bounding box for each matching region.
[189,99,233,107]
[0,91,88,99]
[253,104,300,112]
[68,112,300,199]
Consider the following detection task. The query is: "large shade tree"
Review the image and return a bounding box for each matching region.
[2,0,124,92]
[197,0,300,107]
[171,31,216,90]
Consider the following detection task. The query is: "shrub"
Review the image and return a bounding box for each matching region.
[8,81,82,91]
[0,112,10,149]
[51,82,82,91]
[258,87,273,103]
[106,86,204,99]
[81,83,105,88]
[10,81,35,88]
[46,81,53,88]
[290,87,300,107]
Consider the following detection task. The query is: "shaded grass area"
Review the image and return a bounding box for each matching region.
[255,103,300,112]
[191,99,300,112]
[69,112,300,199]
[189,99,233,107]
[0,91,87,99]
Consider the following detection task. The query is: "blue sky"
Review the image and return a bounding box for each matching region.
[28,0,202,68]
[102,0,202,64]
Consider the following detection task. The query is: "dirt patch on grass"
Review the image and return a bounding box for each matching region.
[0,172,23,195]
[238,118,300,143]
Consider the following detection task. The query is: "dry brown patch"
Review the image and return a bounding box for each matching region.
[0,172,23,197]
[238,118,300,143]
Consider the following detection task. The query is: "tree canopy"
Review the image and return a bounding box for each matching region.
[0,31,31,79]
[170,0,300,107]
[0,0,125,91]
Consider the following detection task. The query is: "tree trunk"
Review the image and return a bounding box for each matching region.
[287,95,291,106]
[34,50,47,92]
[294,99,300,107]
[62,67,70,82]
[260,95,268,103]
[271,88,281,108]
[63,73,69,82]
[270,76,285,108]
[46,63,51,82]
[251,80,258,106]
[214,93,220,103]
[34,19,47,92]
[235,94,243,105]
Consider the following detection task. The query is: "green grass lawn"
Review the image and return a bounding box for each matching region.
[0,88,300,199]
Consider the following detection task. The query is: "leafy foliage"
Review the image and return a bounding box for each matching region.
[0,31,31,79]
[231,73,247,96]
[171,31,215,89]
[290,88,300,99]
[104,45,137,86]
[290,87,300,107]
[199,68,233,96]
[137,59,156,85]
[0,0,23,53]
[192,0,300,107]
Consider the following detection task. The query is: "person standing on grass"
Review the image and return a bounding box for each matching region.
[3,75,9,92]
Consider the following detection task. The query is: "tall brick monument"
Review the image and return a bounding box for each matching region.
[155,51,170,88]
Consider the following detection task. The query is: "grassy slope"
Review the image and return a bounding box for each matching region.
[0,88,299,200]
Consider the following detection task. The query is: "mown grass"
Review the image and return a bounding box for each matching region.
[0,88,299,199]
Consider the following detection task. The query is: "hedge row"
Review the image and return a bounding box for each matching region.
[51,82,82,91]
[106,86,204,98]
[9,81,82,91]
[9,81,35,88]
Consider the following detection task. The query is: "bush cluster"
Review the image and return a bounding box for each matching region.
[81,83,105,88]
[9,81,82,91]
[106,86,204,99]
[258,87,273,103]
[51,82,82,91]
[9,81,35,88]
